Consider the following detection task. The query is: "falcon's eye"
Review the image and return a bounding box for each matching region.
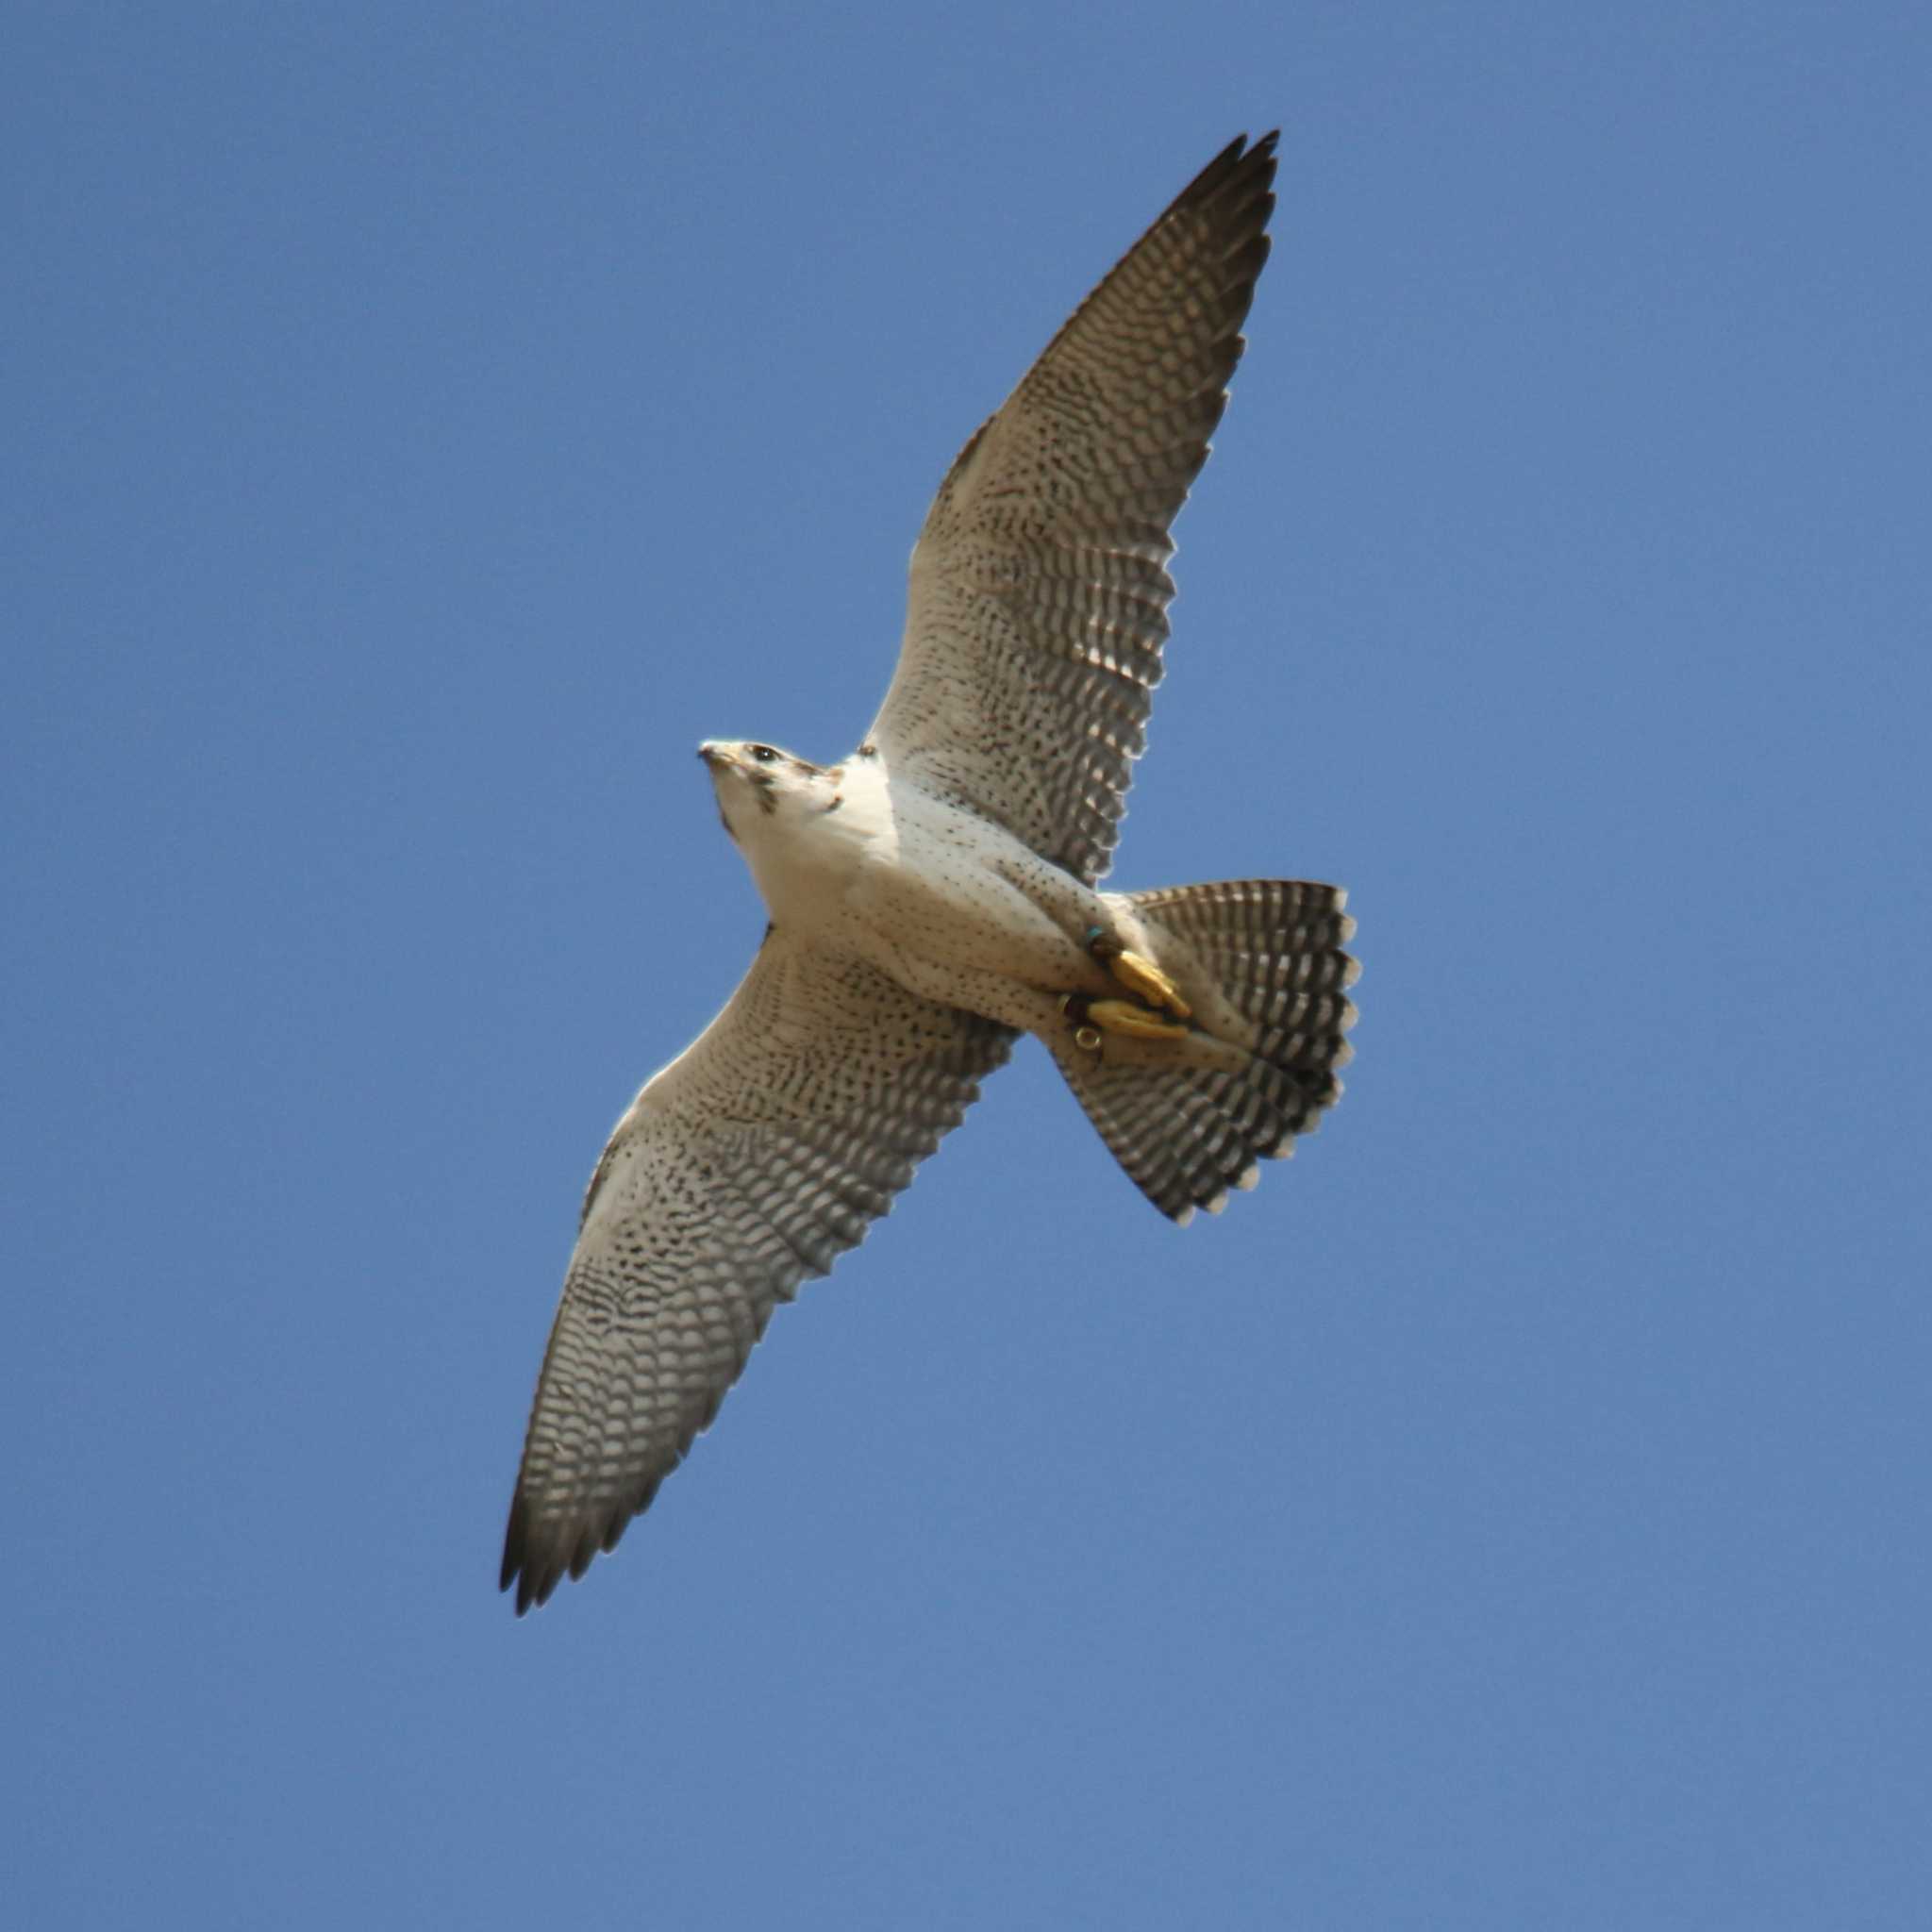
[749,744,776,764]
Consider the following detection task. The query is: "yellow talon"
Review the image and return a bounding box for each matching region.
[1110,949,1191,1020]
[1088,997,1191,1041]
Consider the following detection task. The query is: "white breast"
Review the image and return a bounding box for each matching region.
[737,758,891,938]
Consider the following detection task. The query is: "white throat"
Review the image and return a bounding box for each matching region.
[735,754,891,934]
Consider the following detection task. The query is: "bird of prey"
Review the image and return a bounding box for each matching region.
[502,132,1357,1612]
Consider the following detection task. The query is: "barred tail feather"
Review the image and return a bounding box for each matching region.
[1054,880,1357,1224]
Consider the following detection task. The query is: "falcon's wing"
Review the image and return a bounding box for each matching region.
[866,133,1277,885]
[501,932,1014,1612]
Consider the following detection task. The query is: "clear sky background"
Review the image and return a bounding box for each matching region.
[7,4,1928,1926]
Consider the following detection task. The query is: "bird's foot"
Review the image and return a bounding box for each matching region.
[1088,997,1191,1041]
[1083,925,1191,1019]
[1058,991,1190,1050]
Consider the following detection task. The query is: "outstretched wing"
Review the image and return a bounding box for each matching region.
[502,933,1014,1612]
[866,133,1277,885]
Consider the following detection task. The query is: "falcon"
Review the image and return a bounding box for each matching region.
[502,133,1357,1611]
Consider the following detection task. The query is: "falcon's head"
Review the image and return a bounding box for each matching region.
[698,741,844,845]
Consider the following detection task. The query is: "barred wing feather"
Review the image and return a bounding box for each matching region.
[867,133,1278,884]
[501,933,1014,1612]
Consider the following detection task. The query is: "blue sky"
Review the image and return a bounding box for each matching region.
[7,3,1928,1924]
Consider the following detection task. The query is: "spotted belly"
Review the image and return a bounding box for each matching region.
[846,794,1112,1020]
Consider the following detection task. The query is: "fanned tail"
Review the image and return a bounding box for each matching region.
[1051,880,1357,1224]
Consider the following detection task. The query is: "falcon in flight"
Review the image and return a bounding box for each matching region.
[503,133,1357,1611]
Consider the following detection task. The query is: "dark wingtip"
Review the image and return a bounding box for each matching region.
[499,1504,521,1593]
[501,1558,558,1618]
[501,1483,657,1614]
[1169,130,1280,218]
[499,1491,559,1616]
